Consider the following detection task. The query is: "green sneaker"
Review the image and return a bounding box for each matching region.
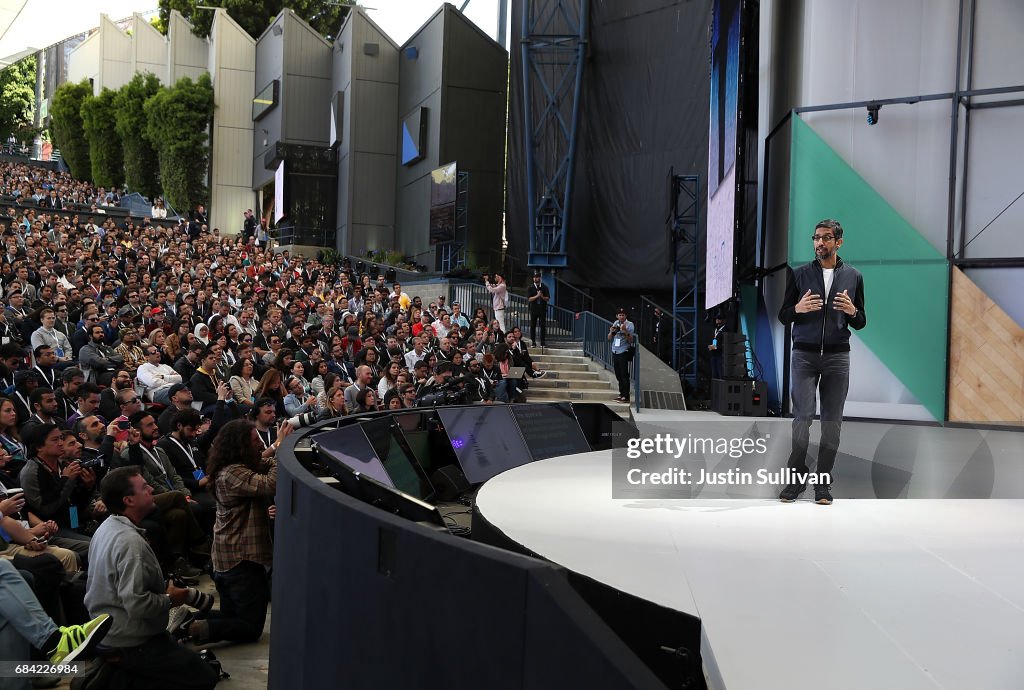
[49,614,112,665]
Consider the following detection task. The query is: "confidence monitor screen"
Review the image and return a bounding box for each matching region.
[436,407,532,484]
[360,418,435,501]
[510,403,590,460]
[314,425,393,488]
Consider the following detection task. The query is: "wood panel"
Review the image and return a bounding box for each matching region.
[949,267,1024,424]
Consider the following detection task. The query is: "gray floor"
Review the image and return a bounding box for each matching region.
[56,575,272,689]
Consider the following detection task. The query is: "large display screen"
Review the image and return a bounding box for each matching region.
[510,402,590,460]
[429,162,457,245]
[705,0,742,310]
[314,425,392,488]
[273,161,286,224]
[436,407,532,484]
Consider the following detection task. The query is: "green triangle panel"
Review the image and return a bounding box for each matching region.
[788,115,948,421]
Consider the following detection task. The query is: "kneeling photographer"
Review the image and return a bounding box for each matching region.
[415,362,473,407]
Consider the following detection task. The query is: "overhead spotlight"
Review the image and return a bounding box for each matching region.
[866,104,881,126]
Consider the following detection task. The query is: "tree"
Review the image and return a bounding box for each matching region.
[158,0,353,41]
[80,88,124,188]
[49,80,92,180]
[113,73,162,198]
[0,55,36,145]
[145,73,215,213]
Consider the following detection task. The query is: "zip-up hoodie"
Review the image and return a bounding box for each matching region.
[778,257,866,353]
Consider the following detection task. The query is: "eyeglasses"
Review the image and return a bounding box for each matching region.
[124,397,140,404]
[811,234,835,243]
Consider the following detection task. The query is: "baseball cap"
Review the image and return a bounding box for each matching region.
[167,383,189,398]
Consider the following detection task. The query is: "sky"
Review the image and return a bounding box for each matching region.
[0,0,509,67]
[365,0,506,46]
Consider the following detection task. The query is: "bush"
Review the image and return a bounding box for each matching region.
[144,73,214,213]
[50,80,93,180]
[80,88,124,188]
[113,73,162,199]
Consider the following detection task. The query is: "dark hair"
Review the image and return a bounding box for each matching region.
[814,218,844,240]
[76,382,101,401]
[28,386,53,411]
[128,409,154,429]
[355,387,376,410]
[251,396,278,417]
[23,422,59,455]
[206,418,259,480]
[100,466,142,515]
[0,343,25,359]
[32,344,53,358]
[173,408,202,430]
[61,367,85,384]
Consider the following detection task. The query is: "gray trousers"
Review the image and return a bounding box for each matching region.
[787,350,851,482]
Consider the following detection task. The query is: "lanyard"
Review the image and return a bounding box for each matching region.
[258,429,274,450]
[167,436,197,470]
[139,445,174,490]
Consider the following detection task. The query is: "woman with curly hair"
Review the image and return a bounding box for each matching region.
[186,418,284,645]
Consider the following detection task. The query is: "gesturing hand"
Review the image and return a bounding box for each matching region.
[833,289,857,316]
[794,289,823,314]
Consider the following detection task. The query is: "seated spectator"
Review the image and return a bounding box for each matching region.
[19,423,94,567]
[30,308,73,366]
[137,343,183,404]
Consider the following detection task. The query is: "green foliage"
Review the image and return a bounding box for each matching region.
[0,55,36,144]
[144,73,215,212]
[113,73,162,198]
[320,248,341,266]
[80,88,124,188]
[50,80,92,180]
[158,0,354,41]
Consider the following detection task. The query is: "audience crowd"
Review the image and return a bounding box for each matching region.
[0,158,549,688]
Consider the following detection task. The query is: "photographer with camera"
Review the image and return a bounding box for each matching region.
[19,423,94,567]
[608,307,635,403]
[415,361,471,407]
[84,466,218,689]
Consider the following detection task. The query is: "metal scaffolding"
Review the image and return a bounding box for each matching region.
[521,0,588,271]
[670,172,701,386]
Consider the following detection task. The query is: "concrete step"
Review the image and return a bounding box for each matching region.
[529,345,585,357]
[531,354,591,365]
[534,362,592,373]
[537,370,601,381]
[529,377,613,390]
[527,388,628,402]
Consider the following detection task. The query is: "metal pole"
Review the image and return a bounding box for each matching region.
[559,0,588,256]
[497,0,509,48]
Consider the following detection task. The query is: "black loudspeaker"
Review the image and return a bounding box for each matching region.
[744,380,768,416]
[430,465,471,501]
[355,260,365,274]
[385,268,397,283]
[370,263,380,277]
[720,333,748,379]
[711,379,744,416]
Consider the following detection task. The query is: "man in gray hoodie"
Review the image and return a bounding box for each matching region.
[84,466,217,689]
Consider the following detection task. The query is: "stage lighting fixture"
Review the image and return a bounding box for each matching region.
[866,104,881,126]
[355,260,365,274]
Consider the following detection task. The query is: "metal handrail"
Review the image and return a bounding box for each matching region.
[638,295,698,378]
[448,282,577,340]
[553,276,594,313]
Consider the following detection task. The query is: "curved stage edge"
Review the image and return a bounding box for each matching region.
[268,407,677,690]
[473,451,1024,690]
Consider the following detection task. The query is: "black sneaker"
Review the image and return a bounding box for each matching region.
[814,485,833,505]
[779,483,806,502]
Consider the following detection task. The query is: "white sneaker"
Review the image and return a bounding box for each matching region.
[532,370,546,379]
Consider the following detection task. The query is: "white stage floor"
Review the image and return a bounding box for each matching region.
[475,451,1024,690]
